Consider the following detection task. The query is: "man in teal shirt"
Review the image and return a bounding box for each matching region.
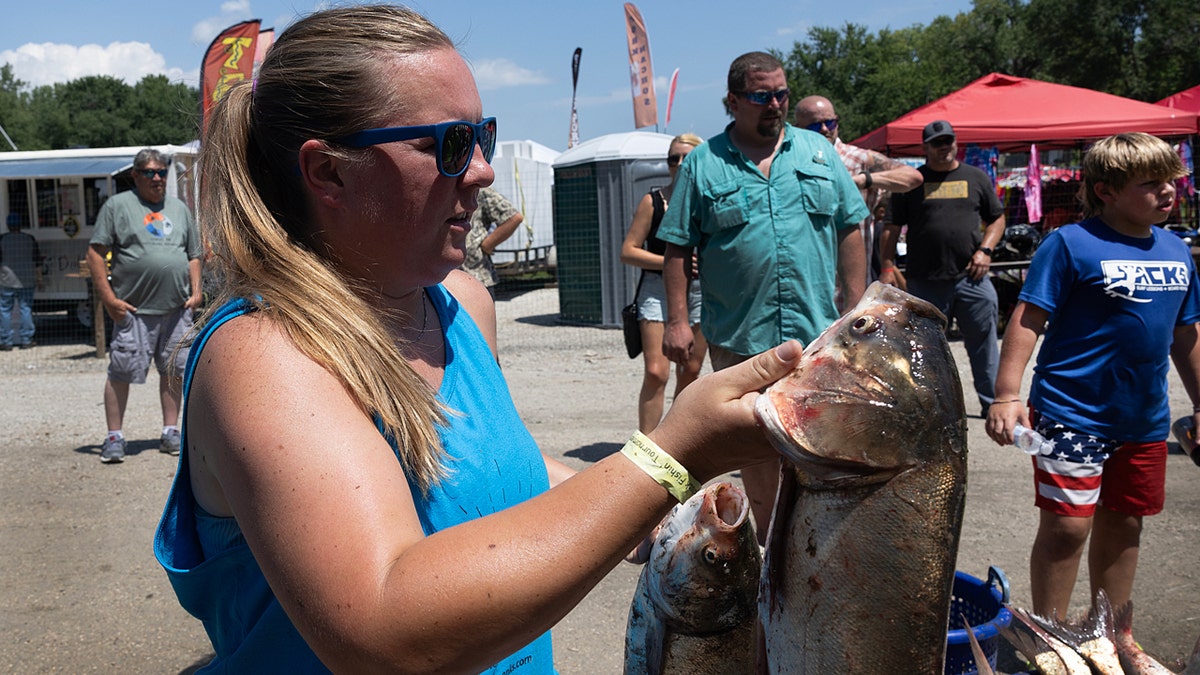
[657,51,868,540]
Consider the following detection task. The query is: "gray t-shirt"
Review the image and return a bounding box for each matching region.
[90,191,200,315]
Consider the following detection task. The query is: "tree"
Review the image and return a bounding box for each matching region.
[778,0,1200,144]
[0,68,200,151]
[0,65,35,150]
[129,75,201,145]
[1135,0,1200,101]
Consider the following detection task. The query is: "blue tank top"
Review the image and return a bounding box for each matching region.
[154,285,555,673]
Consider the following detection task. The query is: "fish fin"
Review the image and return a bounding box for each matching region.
[1008,605,1093,673]
[1000,618,1070,674]
[1111,598,1133,636]
[1028,606,1101,648]
[1090,588,1117,644]
[1185,632,1200,675]
[760,461,797,617]
[961,613,996,675]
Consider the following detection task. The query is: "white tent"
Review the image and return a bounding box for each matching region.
[488,139,560,267]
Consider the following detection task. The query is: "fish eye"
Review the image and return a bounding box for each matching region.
[851,316,880,334]
[703,547,718,564]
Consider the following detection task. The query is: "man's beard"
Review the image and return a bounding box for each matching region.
[755,114,784,139]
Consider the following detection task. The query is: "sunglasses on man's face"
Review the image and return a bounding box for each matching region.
[804,117,839,133]
[137,168,169,179]
[928,136,955,148]
[737,89,790,106]
[336,117,497,178]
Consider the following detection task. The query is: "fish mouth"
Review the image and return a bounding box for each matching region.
[709,482,750,530]
[754,392,909,482]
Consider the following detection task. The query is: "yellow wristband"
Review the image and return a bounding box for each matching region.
[620,431,701,503]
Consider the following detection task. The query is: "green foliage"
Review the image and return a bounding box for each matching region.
[0,70,199,151]
[0,65,36,150]
[779,0,1200,143]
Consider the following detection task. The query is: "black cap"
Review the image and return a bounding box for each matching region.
[922,120,955,144]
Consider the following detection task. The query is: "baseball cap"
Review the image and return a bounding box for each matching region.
[922,120,955,144]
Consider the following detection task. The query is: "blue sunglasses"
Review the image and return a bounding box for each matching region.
[737,89,790,106]
[336,117,497,178]
[804,117,839,133]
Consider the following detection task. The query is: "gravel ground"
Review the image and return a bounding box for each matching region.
[2,286,1198,674]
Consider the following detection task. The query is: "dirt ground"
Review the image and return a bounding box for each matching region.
[2,286,1198,674]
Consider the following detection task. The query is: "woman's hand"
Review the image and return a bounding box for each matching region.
[649,340,803,483]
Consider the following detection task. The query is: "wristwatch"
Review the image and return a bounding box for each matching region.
[978,246,993,256]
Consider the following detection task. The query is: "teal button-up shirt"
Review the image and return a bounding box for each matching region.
[657,124,868,355]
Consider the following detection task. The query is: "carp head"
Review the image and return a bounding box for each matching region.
[646,482,762,631]
[755,282,966,482]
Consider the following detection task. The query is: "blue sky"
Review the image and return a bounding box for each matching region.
[0,1,975,151]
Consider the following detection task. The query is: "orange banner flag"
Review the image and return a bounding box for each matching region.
[623,3,657,129]
[200,19,260,132]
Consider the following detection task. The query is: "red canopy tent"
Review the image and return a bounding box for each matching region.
[1157,84,1200,113]
[851,73,1200,156]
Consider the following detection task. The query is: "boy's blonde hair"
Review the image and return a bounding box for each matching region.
[1080,132,1188,217]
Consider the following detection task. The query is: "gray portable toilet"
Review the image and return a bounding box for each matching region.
[552,131,672,326]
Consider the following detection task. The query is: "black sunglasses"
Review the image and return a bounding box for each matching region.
[137,168,169,179]
[805,118,839,133]
[667,153,686,167]
[336,117,497,178]
[736,89,790,106]
[928,136,955,148]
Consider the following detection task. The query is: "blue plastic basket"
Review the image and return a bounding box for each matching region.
[945,566,1013,675]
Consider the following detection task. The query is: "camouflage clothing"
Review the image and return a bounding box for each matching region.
[462,187,520,288]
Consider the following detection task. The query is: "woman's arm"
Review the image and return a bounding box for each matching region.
[188,315,801,674]
[620,192,664,271]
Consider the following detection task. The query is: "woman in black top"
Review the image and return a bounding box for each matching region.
[620,133,708,432]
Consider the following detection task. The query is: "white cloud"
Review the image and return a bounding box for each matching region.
[191,0,254,44]
[775,21,812,37]
[471,58,550,90]
[0,42,190,87]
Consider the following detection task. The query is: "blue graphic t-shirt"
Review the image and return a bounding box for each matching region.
[1021,217,1200,441]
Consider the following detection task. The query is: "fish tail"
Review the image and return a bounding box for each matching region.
[1030,607,1102,648]
[1000,619,1068,675]
[961,613,996,675]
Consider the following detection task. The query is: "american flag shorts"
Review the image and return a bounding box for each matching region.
[1030,415,1121,516]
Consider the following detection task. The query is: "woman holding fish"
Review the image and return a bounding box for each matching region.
[152,6,801,673]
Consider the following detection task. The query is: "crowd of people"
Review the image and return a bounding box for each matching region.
[1,3,1193,671]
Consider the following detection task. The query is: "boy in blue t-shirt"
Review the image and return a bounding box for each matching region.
[986,132,1200,622]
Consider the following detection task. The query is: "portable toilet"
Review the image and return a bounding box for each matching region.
[552,131,672,326]
[489,140,560,269]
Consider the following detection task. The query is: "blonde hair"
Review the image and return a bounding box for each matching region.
[671,133,703,150]
[200,5,456,492]
[1080,132,1188,217]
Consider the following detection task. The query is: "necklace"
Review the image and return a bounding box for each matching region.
[380,287,429,333]
[418,287,429,332]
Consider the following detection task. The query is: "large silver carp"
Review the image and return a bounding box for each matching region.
[755,282,968,674]
[624,482,761,674]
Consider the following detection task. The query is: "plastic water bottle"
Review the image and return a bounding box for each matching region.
[1012,424,1054,456]
[1171,416,1200,467]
